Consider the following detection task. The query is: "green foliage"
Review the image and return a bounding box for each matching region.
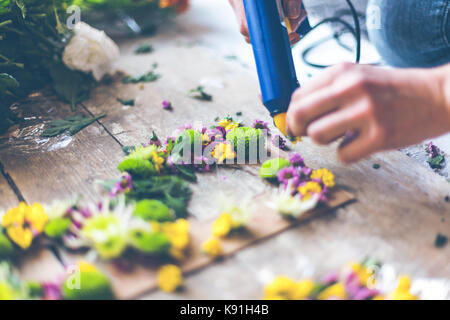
[188,86,212,101]
[134,43,153,54]
[0,231,14,260]
[134,199,174,222]
[118,158,155,177]
[41,113,106,137]
[44,217,72,238]
[128,230,171,254]
[122,69,160,83]
[427,155,445,169]
[259,158,290,179]
[127,176,192,218]
[116,98,135,106]
[62,270,114,300]
[226,127,264,158]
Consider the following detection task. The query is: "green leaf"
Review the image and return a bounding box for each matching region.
[48,63,94,111]
[117,98,135,106]
[0,73,19,96]
[259,158,290,179]
[14,0,26,19]
[427,155,445,169]
[62,271,114,300]
[134,43,153,54]
[0,231,14,260]
[174,164,197,182]
[122,145,136,155]
[122,69,160,84]
[41,113,106,138]
[188,86,212,101]
[44,218,71,238]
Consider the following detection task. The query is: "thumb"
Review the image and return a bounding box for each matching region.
[283,0,301,19]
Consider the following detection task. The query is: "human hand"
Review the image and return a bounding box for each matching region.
[286,63,450,163]
[229,0,307,44]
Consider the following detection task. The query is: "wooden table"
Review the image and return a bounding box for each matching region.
[1,6,449,299]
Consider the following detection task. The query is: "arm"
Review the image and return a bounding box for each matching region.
[229,0,306,44]
[286,63,450,163]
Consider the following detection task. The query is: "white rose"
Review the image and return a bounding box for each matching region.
[63,22,119,81]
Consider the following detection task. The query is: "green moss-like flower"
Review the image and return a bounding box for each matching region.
[128,230,171,255]
[134,199,174,222]
[117,158,155,177]
[127,145,157,161]
[0,232,14,260]
[226,127,264,157]
[259,158,290,179]
[44,218,72,238]
[81,215,128,260]
[62,270,114,300]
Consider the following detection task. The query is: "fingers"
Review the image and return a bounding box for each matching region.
[229,0,249,41]
[307,103,366,145]
[337,128,374,163]
[283,0,301,19]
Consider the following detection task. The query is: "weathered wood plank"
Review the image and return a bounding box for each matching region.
[0,93,124,204]
[0,170,19,212]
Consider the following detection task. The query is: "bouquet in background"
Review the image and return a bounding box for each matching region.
[0,0,189,134]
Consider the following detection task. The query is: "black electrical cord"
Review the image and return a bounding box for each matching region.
[301,0,361,68]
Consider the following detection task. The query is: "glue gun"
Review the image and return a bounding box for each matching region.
[244,0,311,137]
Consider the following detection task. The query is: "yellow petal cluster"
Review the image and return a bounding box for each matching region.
[157,264,183,293]
[202,238,223,259]
[310,168,335,188]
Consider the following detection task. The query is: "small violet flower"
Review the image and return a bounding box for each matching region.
[289,153,305,167]
[272,134,287,150]
[109,173,133,197]
[427,141,440,158]
[162,100,172,110]
[277,166,300,187]
[252,119,270,134]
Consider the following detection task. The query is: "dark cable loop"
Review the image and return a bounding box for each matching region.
[301,0,362,68]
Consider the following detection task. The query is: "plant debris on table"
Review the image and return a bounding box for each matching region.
[435,233,448,248]
[117,98,135,106]
[41,113,106,137]
[188,86,212,101]
[134,43,154,54]
[426,142,445,169]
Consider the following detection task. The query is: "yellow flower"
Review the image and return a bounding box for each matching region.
[2,202,48,249]
[201,134,210,146]
[212,213,233,238]
[202,238,223,259]
[157,264,183,293]
[218,119,232,128]
[297,181,322,200]
[225,122,240,131]
[6,226,33,249]
[25,203,48,233]
[161,219,190,251]
[292,279,315,300]
[2,202,26,227]
[310,168,335,188]
[350,263,374,286]
[78,261,97,273]
[152,152,165,173]
[264,276,297,300]
[211,143,236,164]
[389,275,418,300]
[0,283,14,300]
[317,283,347,300]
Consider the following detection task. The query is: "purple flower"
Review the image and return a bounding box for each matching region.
[321,271,339,285]
[109,173,133,197]
[427,141,440,158]
[42,282,62,300]
[165,136,177,145]
[352,287,379,300]
[252,119,270,134]
[272,134,287,150]
[205,127,225,144]
[277,166,300,187]
[148,131,162,147]
[289,153,305,167]
[162,100,172,110]
[300,167,312,176]
[194,156,212,172]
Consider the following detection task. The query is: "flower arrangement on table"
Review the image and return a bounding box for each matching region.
[0,116,343,299]
[0,0,189,133]
[263,259,419,300]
